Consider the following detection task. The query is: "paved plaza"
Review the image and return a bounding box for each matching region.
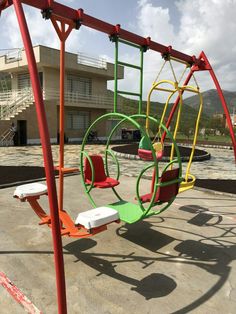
[0,144,235,180]
[0,175,236,313]
[0,144,236,313]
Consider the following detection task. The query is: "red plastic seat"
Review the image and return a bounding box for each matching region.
[84,155,120,189]
[138,148,163,161]
[140,168,180,204]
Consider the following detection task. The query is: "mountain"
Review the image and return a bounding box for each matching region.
[107,89,209,128]
[108,88,236,120]
[184,89,236,117]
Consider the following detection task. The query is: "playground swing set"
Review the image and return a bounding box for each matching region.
[1,1,236,313]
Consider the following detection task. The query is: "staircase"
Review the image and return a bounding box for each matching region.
[0,128,14,146]
[0,88,34,121]
[0,76,9,93]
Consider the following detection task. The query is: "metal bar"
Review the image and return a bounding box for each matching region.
[118,60,141,70]
[0,0,203,66]
[170,56,190,65]
[201,51,236,161]
[51,18,73,213]
[113,39,118,113]
[117,90,141,97]
[139,47,144,114]
[180,87,199,93]
[118,38,142,49]
[59,26,65,212]
[154,87,177,93]
[12,1,67,313]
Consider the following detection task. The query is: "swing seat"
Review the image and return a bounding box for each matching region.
[84,154,120,189]
[138,136,163,161]
[140,168,180,204]
[138,148,163,161]
[13,183,48,200]
[178,174,196,193]
[75,206,119,229]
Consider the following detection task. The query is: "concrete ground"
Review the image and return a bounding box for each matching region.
[0,174,236,314]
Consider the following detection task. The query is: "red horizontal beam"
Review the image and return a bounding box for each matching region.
[0,0,204,66]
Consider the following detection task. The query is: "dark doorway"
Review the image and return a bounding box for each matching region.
[17,120,27,145]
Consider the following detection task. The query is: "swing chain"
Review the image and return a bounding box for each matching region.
[178,64,189,85]
[153,58,178,86]
[192,73,200,90]
[169,59,178,85]
[153,60,167,84]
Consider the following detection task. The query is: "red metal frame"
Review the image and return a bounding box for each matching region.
[162,53,236,161]
[15,194,117,238]
[11,1,67,313]
[1,1,236,313]
[199,52,236,160]
[50,16,74,212]
[0,0,203,65]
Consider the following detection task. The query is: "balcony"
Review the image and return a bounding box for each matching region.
[0,88,120,119]
[77,52,107,69]
[0,46,123,79]
[0,48,23,64]
[44,88,115,110]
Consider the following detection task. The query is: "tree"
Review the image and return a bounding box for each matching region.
[179,121,192,139]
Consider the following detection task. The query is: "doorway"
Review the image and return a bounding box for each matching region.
[17,120,27,145]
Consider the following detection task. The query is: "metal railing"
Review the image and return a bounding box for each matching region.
[0,128,14,146]
[44,88,115,109]
[0,48,22,63]
[0,87,119,120]
[0,88,34,120]
[5,49,22,63]
[77,52,107,69]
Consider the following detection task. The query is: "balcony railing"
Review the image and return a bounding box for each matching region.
[0,48,22,63]
[77,52,107,69]
[0,88,34,120]
[44,88,115,109]
[0,87,119,118]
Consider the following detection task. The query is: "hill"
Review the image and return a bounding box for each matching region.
[107,90,209,129]
[184,89,236,116]
[107,89,236,130]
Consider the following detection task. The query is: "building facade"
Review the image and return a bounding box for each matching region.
[0,45,123,145]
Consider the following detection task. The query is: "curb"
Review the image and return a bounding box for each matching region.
[112,146,211,162]
[193,186,236,198]
[0,171,80,190]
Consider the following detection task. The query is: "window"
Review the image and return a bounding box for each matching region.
[67,74,92,96]
[39,72,43,88]
[18,72,43,89]
[67,111,90,130]
[18,73,31,89]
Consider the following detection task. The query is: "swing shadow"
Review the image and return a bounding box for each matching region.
[63,223,236,313]
[63,238,177,300]
[1,206,236,312]
[1,226,236,312]
[116,219,176,252]
[178,205,223,226]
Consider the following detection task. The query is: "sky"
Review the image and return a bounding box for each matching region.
[1,0,236,99]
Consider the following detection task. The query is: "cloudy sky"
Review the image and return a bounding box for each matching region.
[1,0,236,98]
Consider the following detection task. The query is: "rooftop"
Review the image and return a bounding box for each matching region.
[0,45,123,80]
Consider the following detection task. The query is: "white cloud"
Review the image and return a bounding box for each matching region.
[2,6,57,49]
[135,0,236,96]
[0,5,94,54]
[1,0,236,97]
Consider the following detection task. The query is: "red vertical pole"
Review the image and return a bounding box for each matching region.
[12,1,67,313]
[201,51,236,162]
[48,0,54,7]
[50,18,73,212]
[59,30,65,211]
